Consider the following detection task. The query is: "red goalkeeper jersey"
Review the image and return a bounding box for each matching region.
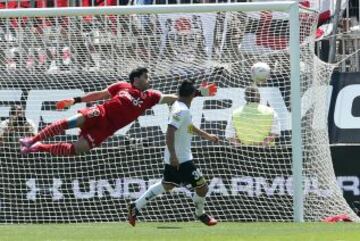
[100,81,162,132]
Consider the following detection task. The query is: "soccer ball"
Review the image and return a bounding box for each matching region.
[251,62,270,83]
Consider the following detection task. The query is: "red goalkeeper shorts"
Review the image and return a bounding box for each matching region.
[78,106,114,148]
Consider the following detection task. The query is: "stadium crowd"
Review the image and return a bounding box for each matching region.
[0,0,358,73]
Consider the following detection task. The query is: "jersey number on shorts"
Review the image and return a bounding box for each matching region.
[192,168,203,180]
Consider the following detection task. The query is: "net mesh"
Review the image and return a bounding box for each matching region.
[0,6,357,222]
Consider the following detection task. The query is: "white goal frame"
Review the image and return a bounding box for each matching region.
[0,1,303,222]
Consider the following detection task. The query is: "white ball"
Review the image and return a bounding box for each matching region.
[251,62,270,83]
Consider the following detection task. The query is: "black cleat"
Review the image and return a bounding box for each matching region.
[198,213,218,226]
[128,202,139,227]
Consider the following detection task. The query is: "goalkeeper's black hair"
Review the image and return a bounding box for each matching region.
[129,67,148,84]
[245,86,260,103]
[178,80,197,97]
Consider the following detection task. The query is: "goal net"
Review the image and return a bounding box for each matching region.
[0,3,357,223]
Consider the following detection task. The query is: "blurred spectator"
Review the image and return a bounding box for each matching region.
[80,0,119,25]
[0,0,31,9]
[134,0,178,6]
[0,105,37,150]
[225,86,280,147]
[36,0,69,7]
[1,1,31,30]
[81,0,118,7]
[135,0,153,5]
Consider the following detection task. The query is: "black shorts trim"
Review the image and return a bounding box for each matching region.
[163,161,206,188]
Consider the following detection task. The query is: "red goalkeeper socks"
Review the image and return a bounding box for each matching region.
[36,142,76,156]
[33,120,68,143]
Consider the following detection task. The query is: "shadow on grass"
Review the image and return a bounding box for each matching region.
[156,226,183,229]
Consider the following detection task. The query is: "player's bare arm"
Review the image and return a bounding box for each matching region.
[191,125,219,143]
[166,125,179,170]
[159,94,178,105]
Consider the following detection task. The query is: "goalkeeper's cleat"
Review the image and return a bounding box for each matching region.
[128,202,139,227]
[199,82,218,97]
[19,137,35,148]
[198,213,218,226]
[20,142,42,154]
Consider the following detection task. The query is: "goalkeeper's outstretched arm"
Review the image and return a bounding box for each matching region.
[196,82,217,97]
[56,88,111,110]
[158,82,217,105]
[159,94,178,105]
[79,89,111,103]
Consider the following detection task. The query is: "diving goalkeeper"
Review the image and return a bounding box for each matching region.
[225,86,280,146]
[20,67,217,156]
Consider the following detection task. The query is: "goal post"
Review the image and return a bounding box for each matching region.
[288,2,303,223]
[0,2,357,223]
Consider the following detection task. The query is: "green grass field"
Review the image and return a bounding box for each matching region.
[0,222,359,241]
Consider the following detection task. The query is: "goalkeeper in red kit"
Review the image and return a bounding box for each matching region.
[19,67,217,156]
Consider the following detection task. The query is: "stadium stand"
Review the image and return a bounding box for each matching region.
[0,0,358,71]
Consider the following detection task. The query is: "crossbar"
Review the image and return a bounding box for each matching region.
[0,2,296,17]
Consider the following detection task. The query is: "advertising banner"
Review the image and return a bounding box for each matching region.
[329,72,360,144]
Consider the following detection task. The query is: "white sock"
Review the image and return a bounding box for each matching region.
[135,182,165,211]
[193,193,205,217]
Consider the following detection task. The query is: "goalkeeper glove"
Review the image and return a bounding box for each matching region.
[56,97,81,110]
[196,82,217,97]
